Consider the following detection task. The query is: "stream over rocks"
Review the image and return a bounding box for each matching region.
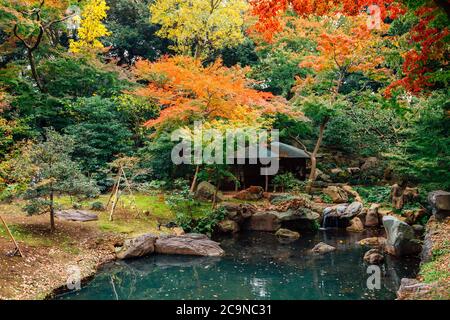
[57,229,419,300]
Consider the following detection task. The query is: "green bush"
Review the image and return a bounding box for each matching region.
[273,172,302,192]
[353,186,391,204]
[90,201,105,211]
[176,206,227,236]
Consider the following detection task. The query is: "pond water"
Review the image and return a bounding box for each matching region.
[56,230,420,300]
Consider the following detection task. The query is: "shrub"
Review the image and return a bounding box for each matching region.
[90,201,105,211]
[273,172,302,192]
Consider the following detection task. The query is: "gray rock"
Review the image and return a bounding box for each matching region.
[55,210,98,222]
[412,224,425,233]
[346,217,365,232]
[155,233,224,256]
[116,233,158,260]
[428,190,450,220]
[363,248,384,264]
[219,202,256,223]
[365,203,380,227]
[397,278,434,299]
[382,216,422,256]
[195,181,223,202]
[275,228,300,243]
[244,212,280,232]
[217,219,239,233]
[342,201,363,219]
[323,186,348,203]
[311,242,336,254]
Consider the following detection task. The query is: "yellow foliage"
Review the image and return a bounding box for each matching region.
[150,0,248,59]
[69,0,111,54]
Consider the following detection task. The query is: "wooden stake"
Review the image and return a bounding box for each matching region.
[190,165,200,193]
[0,214,24,258]
[109,173,122,222]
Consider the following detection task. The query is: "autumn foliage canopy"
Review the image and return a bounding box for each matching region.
[133,56,293,128]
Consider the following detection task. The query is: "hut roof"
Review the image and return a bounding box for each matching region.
[234,142,310,160]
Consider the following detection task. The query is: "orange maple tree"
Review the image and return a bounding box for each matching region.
[133,56,292,128]
[249,0,405,41]
[249,0,449,96]
[296,16,391,93]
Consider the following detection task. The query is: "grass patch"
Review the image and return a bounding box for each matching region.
[419,261,450,283]
[0,223,79,254]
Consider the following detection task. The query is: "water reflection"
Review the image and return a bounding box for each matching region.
[58,230,420,300]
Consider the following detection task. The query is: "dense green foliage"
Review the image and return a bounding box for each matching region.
[0,0,448,230]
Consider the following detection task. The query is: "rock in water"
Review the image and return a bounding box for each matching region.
[55,209,98,222]
[219,202,256,223]
[195,181,223,202]
[155,233,224,257]
[342,201,363,219]
[217,219,240,234]
[116,233,158,260]
[244,212,280,232]
[311,242,336,254]
[363,249,384,265]
[382,216,422,256]
[346,217,365,232]
[358,237,386,247]
[428,190,450,220]
[275,228,300,243]
[365,203,380,227]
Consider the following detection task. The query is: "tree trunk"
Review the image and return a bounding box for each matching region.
[50,190,55,232]
[190,165,200,193]
[305,118,328,194]
[28,50,44,91]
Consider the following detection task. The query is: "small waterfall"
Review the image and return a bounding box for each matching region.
[320,212,329,230]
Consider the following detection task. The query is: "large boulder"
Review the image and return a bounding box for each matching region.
[346,217,365,232]
[217,219,239,234]
[323,201,364,228]
[264,195,321,231]
[341,185,363,202]
[116,233,158,260]
[155,233,224,257]
[234,186,264,201]
[382,216,422,256]
[342,201,363,219]
[428,190,450,220]
[244,212,280,232]
[365,203,380,227]
[363,249,384,265]
[323,186,348,203]
[311,242,336,254]
[397,278,434,300]
[219,202,256,223]
[358,237,387,247]
[195,181,223,202]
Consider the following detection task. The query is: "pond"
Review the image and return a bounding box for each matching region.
[56,230,420,300]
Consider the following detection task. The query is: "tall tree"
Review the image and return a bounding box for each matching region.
[150,0,248,59]
[69,0,111,54]
[133,55,292,128]
[12,129,99,231]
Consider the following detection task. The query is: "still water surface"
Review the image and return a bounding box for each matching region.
[57,230,419,300]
